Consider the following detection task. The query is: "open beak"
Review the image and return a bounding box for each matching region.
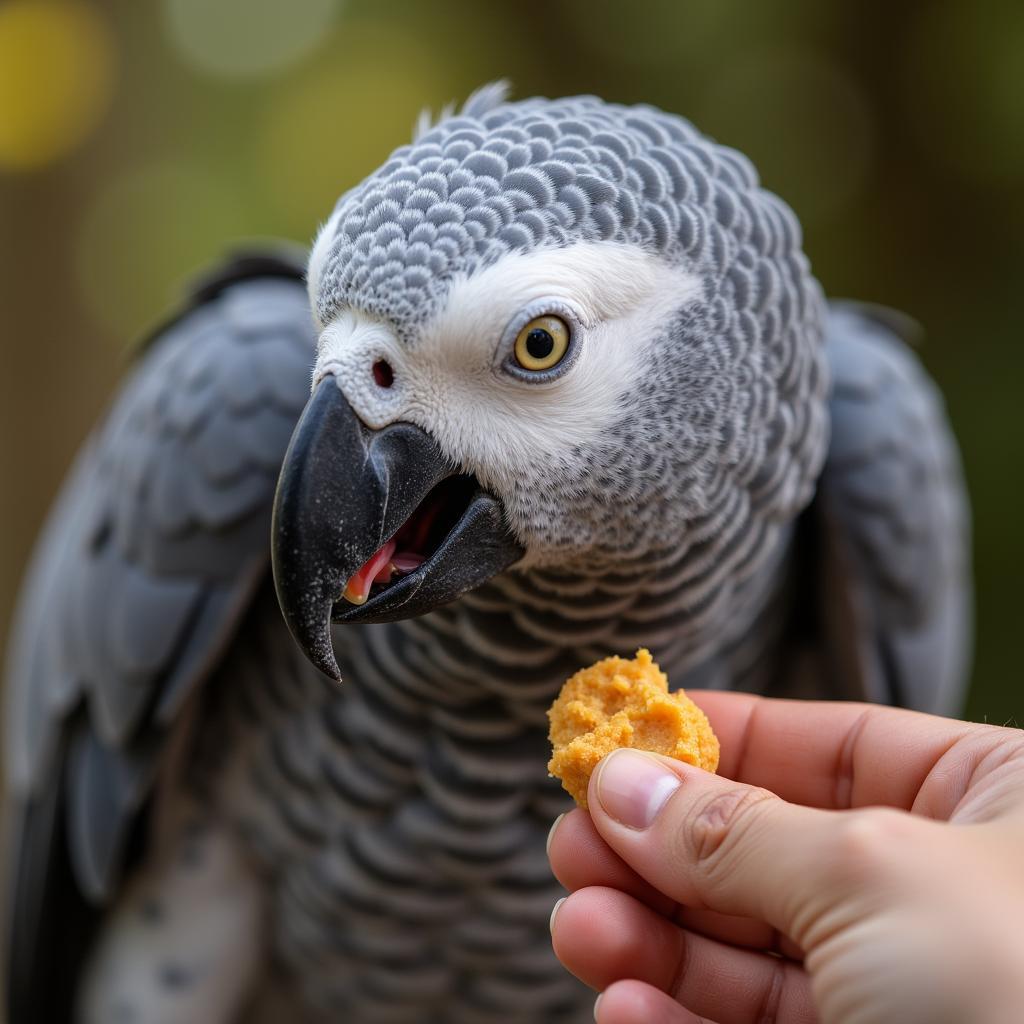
[271,377,524,679]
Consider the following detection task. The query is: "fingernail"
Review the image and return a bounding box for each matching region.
[546,813,565,857]
[549,896,566,933]
[596,749,681,829]
[593,993,603,1021]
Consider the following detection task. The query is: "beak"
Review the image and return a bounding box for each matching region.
[271,378,525,679]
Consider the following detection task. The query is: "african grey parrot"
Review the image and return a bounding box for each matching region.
[3,83,970,1023]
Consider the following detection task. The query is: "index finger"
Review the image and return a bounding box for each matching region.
[688,691,991,815]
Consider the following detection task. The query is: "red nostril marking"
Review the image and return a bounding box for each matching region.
[372,359,394,389]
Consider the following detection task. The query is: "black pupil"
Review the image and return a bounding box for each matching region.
[525,328,555,360]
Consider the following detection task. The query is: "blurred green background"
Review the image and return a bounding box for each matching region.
[0,0,1020,722]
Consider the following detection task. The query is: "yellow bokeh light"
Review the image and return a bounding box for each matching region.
[258,25,451,238]
[0,0,115,171]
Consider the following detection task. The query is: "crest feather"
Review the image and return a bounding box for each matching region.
[460,79,512,116]
[413,80,512,140]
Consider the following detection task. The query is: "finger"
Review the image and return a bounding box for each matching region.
[549,812,805,958]
[548,809,674,915]
[551,887,816,1024]
[689,690,988,814]
[596,980,703,1024]
[549,886,683,992]
[549,811,805,958]
[587,749,925,942]
[675,906,804,962]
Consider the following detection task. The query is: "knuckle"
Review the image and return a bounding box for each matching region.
[687,784,775,871]
[830,808,911,882]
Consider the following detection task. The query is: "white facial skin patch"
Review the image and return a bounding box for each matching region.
[312,241,702,496]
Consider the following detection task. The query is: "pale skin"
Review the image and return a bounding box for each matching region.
[547,692,1024,1024]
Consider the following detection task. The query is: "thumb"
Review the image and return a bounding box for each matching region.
[586,748,905,947]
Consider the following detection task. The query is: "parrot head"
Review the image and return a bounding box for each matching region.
[271,82,828,679]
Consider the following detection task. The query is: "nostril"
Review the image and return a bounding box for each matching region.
[372,359,394,389]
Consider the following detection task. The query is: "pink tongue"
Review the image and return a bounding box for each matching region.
[341,547,427,606]
[343,540,396,605]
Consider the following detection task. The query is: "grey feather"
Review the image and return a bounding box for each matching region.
[2,252,315,1018]
[807,302,972,713]
[2,88,973,1024]
[66,723,157,901]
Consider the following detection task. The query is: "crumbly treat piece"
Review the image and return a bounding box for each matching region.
[547,648,719,808]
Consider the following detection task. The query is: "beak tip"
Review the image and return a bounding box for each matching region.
[309,618,344,682]
[272,572,344,681]
[322,660,344,683]
[307,628,343,681]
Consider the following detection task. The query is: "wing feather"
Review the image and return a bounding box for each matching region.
[806,301,972,714]
[2,250,315,1019]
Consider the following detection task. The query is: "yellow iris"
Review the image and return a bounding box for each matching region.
[513,315,570,371]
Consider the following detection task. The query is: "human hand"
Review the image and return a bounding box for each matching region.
[547,693,1024,1024]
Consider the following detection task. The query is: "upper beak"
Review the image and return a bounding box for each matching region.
[271,377,524,679]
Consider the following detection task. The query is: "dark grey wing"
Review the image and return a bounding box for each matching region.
[791,301,972,714]
[2,251,316,1021]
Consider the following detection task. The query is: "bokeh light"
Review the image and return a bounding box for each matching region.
[0,0,115,171]
[258,24,449,238]
[74,159,249,341]
[163,0,341,79]
[2,1,1023,727]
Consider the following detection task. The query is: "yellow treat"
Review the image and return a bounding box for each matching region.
[547,648,719,808]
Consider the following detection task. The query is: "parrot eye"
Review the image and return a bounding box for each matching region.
[513,316,570,372]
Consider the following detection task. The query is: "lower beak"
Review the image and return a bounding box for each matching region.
[271,378,524,679]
